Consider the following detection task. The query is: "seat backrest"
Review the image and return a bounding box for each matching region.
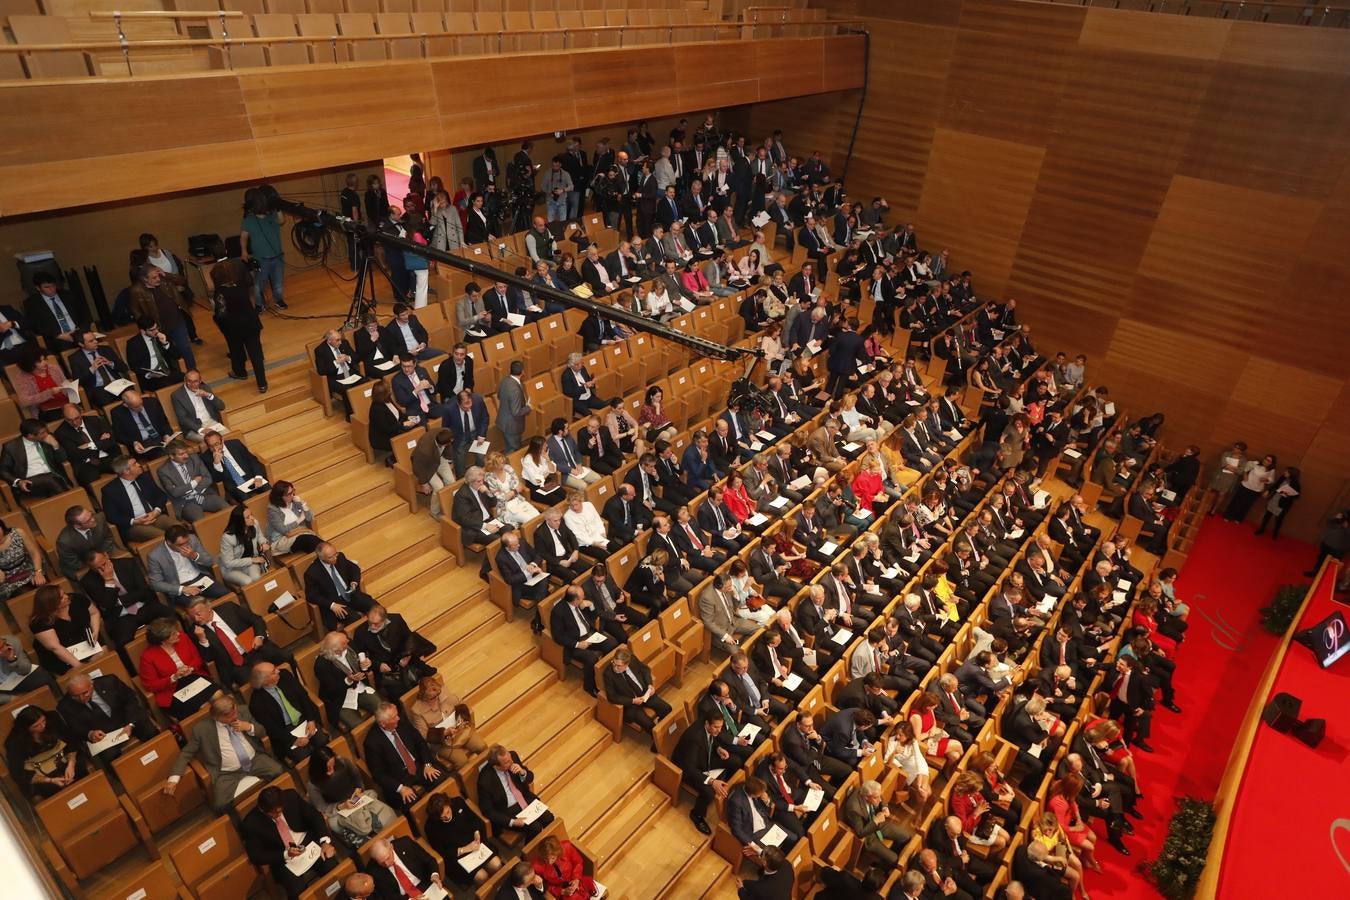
[167,815,249,892]
[110,729,183,796]
[7,15,91,79]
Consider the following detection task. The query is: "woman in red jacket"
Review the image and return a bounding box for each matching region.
[531,836,597,899]
[723,473,756,524]
[851,456,887,515]
[138,617,217,719]
[949,772,1009,852]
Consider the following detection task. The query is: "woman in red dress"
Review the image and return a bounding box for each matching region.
[851,456,887,515]
[531,835,597,899]
[1049,773,1101,871]
[909,691,963,770]
[770,522,818,580]
[723,473,755,524]
[1081,714,1136,782]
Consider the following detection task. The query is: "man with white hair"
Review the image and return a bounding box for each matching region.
[365,835,441,898]
[560,352,608,416]
[313,329,365,416]
[362,702,445,810]
[57,672,156,764]
[314,630,380,727]
[248,660,326,762]
[842,778,913,868]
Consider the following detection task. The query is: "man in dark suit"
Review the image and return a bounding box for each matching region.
[185,596,290,687]
[350,603,435,690]
[200,430,268,501]
[495,863,547,900]
[954,650,1011,712]
[391,357,450,421]
[242,787,339,898]
[0,303,36,366]
[23,272,85,352]
[303,542,375,631]
[55,505,117,580]
[601,648,671,734]
[124,318,184,391]
[446,391,490,475]
[549,586,618,696]
[756,750,834,826]
[929,672,982,744]
[314,631,380,728]
[110,389,174,461]
[726,777,804,857]
[476,744,554,841]
[314,329,366,416]
[781,712,852,785]
[56,672,157,764]
[364,702,446,810]
[738,846,795,900]
[248,661,327,763]
[101,456,182,542]
[727,652,791,723]
[559,354,608,417]
[365,835,443,899]
[67,330,131,407]
[54,403,120,487]
[435,343,475,401]
[495,528,551,608]
[1010,842,1073,900]
[825,317,867,398]
[1107,655,1155,751]
[379,303,442,362]
[842,779,912,868]
[78,548,170,649]
[0,419,70,499]
[601,483,651,544]
[534,509,588,582]
[672,712,737,835]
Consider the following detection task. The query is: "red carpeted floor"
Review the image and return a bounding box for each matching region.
[1091,517,1313,899]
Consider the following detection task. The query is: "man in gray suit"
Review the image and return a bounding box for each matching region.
[147,524,231,606]
[164,695,283,811]
[496,359,530,451]
[158,440,228,522]
[698,573,756,652]
[170,371,227,442]
[455,281,494,340]
[54,505,118,580]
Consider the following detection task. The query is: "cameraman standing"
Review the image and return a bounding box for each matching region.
[240,189,288,313]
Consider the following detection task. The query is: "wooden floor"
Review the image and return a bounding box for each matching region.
[163,264,743,899]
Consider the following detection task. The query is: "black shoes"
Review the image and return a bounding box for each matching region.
[1109,835,1131,855]
[227,371,248,381]
[1134,740,1155,753]
[1125,807,1143,821]
[1163,702,1182,713]
[690,814,711,835]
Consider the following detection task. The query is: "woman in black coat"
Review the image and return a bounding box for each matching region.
[367,381,418,466]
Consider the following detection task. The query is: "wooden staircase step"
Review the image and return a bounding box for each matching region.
[549,744,654,837]
[320,493,410,542]
[306,475,396,520]
[421,600,500,655]
[601,804,709,898]
[471,658,559,726]
[221,384,312,426]
[523,717,611,793]
[282,447,367,488]
[255,430,360,472]
[474,668,587,756]
[364,535,446,585]
[240,405,331,444]
[251,424,354,466]
[577,781,671,866]
[656,847,732,900]
[433,622,537,700]
[364,557,479,605]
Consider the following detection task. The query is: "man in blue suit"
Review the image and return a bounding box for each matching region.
[726,776,804,857]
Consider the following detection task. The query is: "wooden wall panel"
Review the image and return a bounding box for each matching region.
[802,0,1350,539]
[0,35,865,217]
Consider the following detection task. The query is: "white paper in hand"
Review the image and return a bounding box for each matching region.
[1117,578,1132,590]
[87,729,131,756]
[173,678,213,703]
[518,798,549,824]
[703,768,724,784]
[583,632,609,645]
[1062,447,1082,459]
[458,843,493,873]
[760,824,789,847]
[831,628,853,646]
[284,843,322,876]
[769,495,790,509]
[819,541,838,557]
[803,787,825,812]
[746,513,769,527]
[788,475,812,491]
[739,723,762,743]
[469,438,491,455]
[342,688,361,711]
[781,673,803,691]
[290,721,311,739]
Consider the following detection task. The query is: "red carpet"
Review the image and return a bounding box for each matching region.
[1216,562,1350,895]
[1091,518,1313,899]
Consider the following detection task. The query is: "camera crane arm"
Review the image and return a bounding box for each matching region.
[272,193,755,364]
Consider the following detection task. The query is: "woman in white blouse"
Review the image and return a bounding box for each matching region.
[563,491,611,558]
[737,248,764,285]
[725,559,775,628]
[482,451,539,527]
[1224,453,1277,523]
[838,394,877,442]
[219,505,270,588]
[757,321,785,373]
[265,480,322,554]
[885,721,931,808]
[646,280,674,320]
[519,436,563,503]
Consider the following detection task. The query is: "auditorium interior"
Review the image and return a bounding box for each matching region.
[0,0,1347,898]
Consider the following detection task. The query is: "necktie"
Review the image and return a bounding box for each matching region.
[626,669,643,691]
[214,622,244,666]
[621,500,630,524]
[775,773,791,804]
[222,452,246,486]
[684,524,702,550]
[461,409,472,434]
[328,564,349,599]
[275,816,295,846]
[389,729,417,775]
[559,438,576,468]
[718,701,736,733]
[89,692,112,718]
[135,408,159,440]
[504,770,529,810]
[713,505,725,530]
[271,686,300,726]
[390,860,422,898]
[49,297,73,333]
[227,727,252,772]
[87,351,104,385]
[1059,643,1067,665]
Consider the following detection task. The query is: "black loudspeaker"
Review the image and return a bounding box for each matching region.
[15,251,61,295]
[1294,718,1326,748]
[1262,692,1302,733]
[187,233,221,259]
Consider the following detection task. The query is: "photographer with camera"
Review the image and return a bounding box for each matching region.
[542,159,573,224]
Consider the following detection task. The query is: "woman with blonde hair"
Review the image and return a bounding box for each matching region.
[531,834,595,898]
[483,450,540,526]
[1049,773,1101,872]
[407,674,484,768]
[949,771,1009,851]
[1031,809,1086,898]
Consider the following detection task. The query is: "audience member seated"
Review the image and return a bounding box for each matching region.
[112,388,175,461]
[1,419,70,500]
[54,403,121,488]
[248,661,326,763]
[203,430,269,502]
[159,439,229,522]
[842,778,913,868]
[148,525,231,607]
[495,527,552,609]
[56,672,156,766]
[303,541,376,631]
[408,674,485,769]
[550,586,619,696]
[170,370,226,442]
[365,835,445,898]
[241,785,340,898]
[27,584,101,676]
[4,705,90,801]
[363,702,446,811]
[165,694,283,811]
[351,603,436,693]
[476,743,555,842]
[423,791,503,889]
[67,330,131,407]
[315,631,380,728]
[102,455,182,542]
[306,744,398,850]
[314,329,366,417]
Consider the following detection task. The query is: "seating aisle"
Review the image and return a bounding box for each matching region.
[1091,518,1311,899]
